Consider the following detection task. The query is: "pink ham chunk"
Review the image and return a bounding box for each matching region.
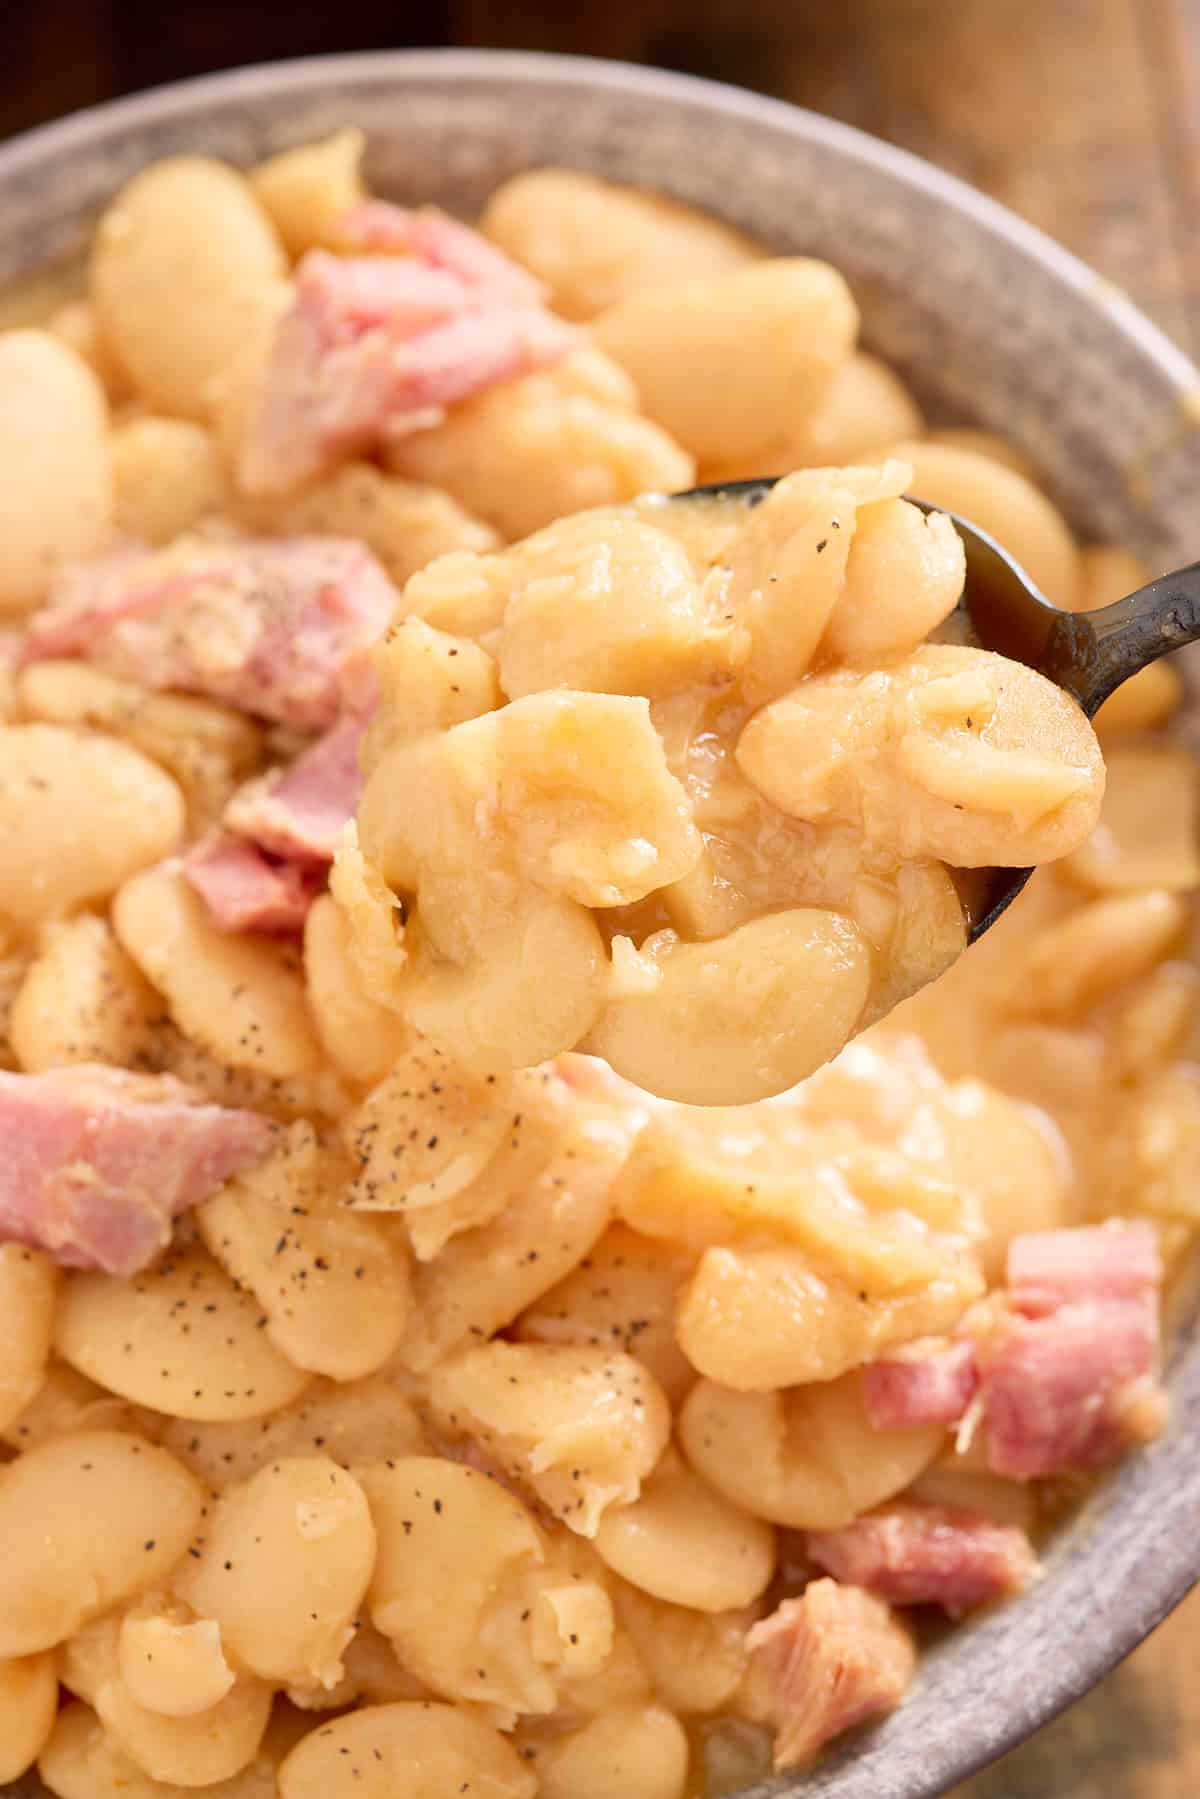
[862,1339,979,1432]
[22,535,396,731]
[183,833,326,935]
[1007,1220,1161,1317]
[186,710,370,935]
[331,201,547,306]
[980,1220,1166,1479]
[376,303,574,423]
[806,1503,1038,1619]
[746,1580,915,1771]
[238,243,576,495]
[981,1299,1163,1479]
[224,708,369,863]
[0,1065,278,1275]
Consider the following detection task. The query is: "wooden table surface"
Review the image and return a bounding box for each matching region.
[6,0,1200,1791]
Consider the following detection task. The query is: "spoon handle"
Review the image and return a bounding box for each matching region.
[1060,561,1200,715]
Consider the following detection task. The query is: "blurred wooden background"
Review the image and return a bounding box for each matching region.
[6,0,1200,1791]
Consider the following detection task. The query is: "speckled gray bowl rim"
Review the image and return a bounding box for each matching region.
[2,49,1199,1799]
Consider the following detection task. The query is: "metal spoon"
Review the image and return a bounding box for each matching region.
[674,476,1200,941]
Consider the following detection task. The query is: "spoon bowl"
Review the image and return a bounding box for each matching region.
[674,476,1200,938]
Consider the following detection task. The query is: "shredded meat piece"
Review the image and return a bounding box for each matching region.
[746,1579,915,1770]
[806,1501,1038,1617]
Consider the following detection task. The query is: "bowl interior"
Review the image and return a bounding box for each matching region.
[2,49,1200,1799]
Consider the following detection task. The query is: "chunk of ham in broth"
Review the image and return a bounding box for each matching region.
[184,709,372,934]
[330,201,549,305]
[224,709,370,863]
[21,535,396,731]
[981,1220,1165,1479]
[862,1339,980,1432]
[805,1501,1037,1618]
[746,1579,915,1770]
[858,1223,1167,1479]
[0,1064,278,1275]
[1006,1221,1162,1315]
[183,833,326,936]
[237,207,577,494]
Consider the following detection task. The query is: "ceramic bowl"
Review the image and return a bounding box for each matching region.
[2,49,1199,1799]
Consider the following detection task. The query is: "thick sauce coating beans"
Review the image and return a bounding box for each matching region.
[354,477,1104,1103]
[1,140,1197,1797]
[736,644,1105,868]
